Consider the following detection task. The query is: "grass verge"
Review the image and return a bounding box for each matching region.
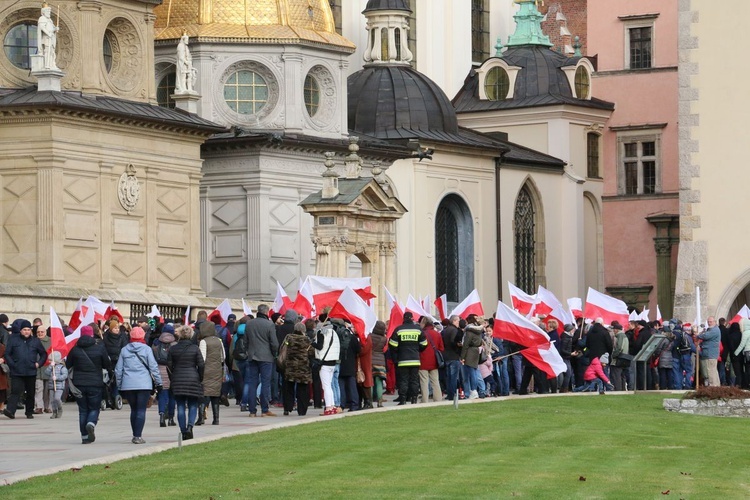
[4,394,749,499]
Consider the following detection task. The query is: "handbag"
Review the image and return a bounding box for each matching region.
[66,368,83,399]
[426,335,445,369]
[276,335,289,371]
[356,363,366,384]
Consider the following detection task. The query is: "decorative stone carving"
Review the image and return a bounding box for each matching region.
[304,65,337,130]
[117,164,140,213]
[175,34,197,94]
[104,17,143,95]
[36,4,60,71]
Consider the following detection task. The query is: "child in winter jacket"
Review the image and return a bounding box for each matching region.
[573,356,614,394]
[44,351,68,418]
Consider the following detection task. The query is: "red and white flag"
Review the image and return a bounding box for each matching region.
[420,295,431,315]
[68,297,84,330]
[730,304,750,325]
[508,282,537,316]
[270,282,293,316]
[383,286,404,340]
[308,276,375,309]
[406,295,438,323]
[292,277,315,319]
[584,288,629,327]
[104,300,124,323]
[534,286,561,317]
[521,343,568,379]
[328,287,377,338]
[567,297,583,319]
[492,300,550,346]
[547,301,574,333]
[434,294,448,321]
[639,309,650,322]
[242,298,253,317]
[49,307,78,358]
[84,295,109,323]
[449,289,484,319]
[656,305,663,324]
[208,298,233,327]
[183,305,191,325]
[629,310,639,322]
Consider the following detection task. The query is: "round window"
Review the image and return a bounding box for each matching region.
[485,67,510,101]
[223,70,268,115]
[575,66,590,99]
[4,23,37,70]
[304,74,320,117]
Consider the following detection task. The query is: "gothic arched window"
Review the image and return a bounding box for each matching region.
[514,187,536,293]
[435,194,474,303]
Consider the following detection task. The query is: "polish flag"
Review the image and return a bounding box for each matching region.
[492,300,550,346]
[383,286,404,340]
[567,297,583,318]
[292,278,315,319]
[146,304,162,319]
[434,294,448,321]
[82,296,109,323]
[242,298,253,317]
[520,342,568,379]
[628,310,639,322]
[208,298,233,327]
[328,287,377,338]
[183,305,191,325]
[639,309,650,321]
[270,282,293,316]
[307,276,375,309]
[49,307,78,358]
[68,297,84,330]
[730,304,750,325]
[547,301,574,333]
[406,295,438,323]
[508,282,537,316]
[104,300,124,323]
[584,288,630,327]
[656,305,663,324]
[449,289,484,320]
[534,286,561,317]
[420,295,431,315]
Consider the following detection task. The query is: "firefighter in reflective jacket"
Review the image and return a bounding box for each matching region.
[389,312,428,405]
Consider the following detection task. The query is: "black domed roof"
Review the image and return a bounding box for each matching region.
[348,65,459,140]
[363,0,411,13]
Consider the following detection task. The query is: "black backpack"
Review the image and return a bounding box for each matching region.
[155,343,170,365]
[336,326,353,361]
[233,335,248,361]
[677,331,692,353]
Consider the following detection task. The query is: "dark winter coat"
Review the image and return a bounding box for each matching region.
[103,330,129,366]
[338,328,361,377]
[460,325,483,368]
[282,332,312,384]
[389,320,426,367]
[198,321,224,397]
[0,324,9,346]
[168,339,204,398]
[559,332,574,359]
[441,324,463,362]
[586,323,614,360]
[5,332,48,377]
[65,336,111,388]
[370,322,387,367]
[246,314,279,363]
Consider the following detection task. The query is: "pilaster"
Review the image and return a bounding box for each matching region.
[99,161,116,288]
[77,1,103,95]
[35,156,66,284]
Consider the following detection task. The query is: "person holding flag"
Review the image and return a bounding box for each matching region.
[66,325,111,443]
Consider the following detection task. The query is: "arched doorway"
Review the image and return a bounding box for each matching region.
[435,194,474,303]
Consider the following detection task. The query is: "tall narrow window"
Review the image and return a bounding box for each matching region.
[471,0,490,64]
[618,134,661,195]
[435,195,474,304]
[380,28,389,61]
[157,72,176,109]
[587,132,600,178]
[514,187,536,294]
[629,26,652,69]
[394,28,402,61]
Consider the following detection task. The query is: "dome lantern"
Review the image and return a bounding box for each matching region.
[362,0,413,65]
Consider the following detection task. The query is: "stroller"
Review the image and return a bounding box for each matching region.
[100,369,122,410]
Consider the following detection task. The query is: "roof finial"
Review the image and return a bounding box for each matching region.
[344,136,363,179]
[573,36,582,57]
[494,36,504,56]
[321,152,339,199]
[507,0,553,48]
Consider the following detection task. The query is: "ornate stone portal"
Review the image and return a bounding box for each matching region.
[300,139,407,318]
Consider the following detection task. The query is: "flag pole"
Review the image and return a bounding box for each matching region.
[694,286,701,388]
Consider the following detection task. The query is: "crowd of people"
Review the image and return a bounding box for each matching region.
[1,306,749,445]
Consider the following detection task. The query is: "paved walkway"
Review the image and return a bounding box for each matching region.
[1,390,670,486]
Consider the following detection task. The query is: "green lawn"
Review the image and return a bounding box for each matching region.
[5,394,749,499]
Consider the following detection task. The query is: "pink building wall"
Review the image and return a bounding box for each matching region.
[587,0,679,315]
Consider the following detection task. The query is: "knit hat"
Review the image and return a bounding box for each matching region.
[80,325,94,337]
[564,323,576,333]
[162,323,175,335]
[610,321,623,331]
[18,319,32,331]
[130,326,146,341]
[284,309,298,322]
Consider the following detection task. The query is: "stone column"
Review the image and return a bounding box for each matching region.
[244,184,272,296]
[189,171,203,294]
[144,13,157,104]
[145,166,159,291]
[99,161,116,288]
[331,236,349,278]
[654,239,674,319]
[78,1,102,95]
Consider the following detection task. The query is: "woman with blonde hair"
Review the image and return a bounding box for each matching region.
[168,325,203,440]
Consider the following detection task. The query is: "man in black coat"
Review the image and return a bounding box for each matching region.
[586,319,614,361]
[441,315,463,400]
[3,319,48,419]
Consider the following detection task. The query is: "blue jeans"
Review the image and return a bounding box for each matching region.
[157,388,175,417]
[494,359,510,396]
[76,385,102,438]
[339,375,359,410]
[121,389,151,438]
[174,395,199,432]
[511,354,523,392]
[236,359,249,406]
[462,365,478,393]
[247,360,273,414]
[561,359,573,391]
[672,354,692,389]
[574,378,605,392]
[332,364,341,407]
[445,360,461,399]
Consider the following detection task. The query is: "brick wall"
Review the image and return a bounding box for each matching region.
[540,0,588,55]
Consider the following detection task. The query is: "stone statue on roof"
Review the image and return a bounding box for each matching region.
[37,3,59,71]
[175,33,197,94]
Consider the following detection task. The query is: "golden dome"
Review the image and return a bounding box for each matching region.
[154,0,354,51]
